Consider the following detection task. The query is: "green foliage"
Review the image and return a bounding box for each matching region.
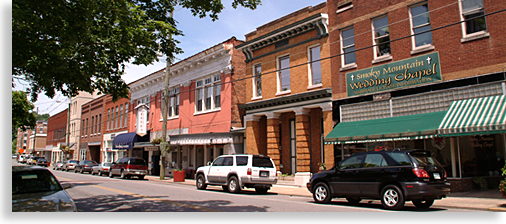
[12,139,17,154]
[37,114,50,121]
[12,91,37,133]
[12,0,261,102]
[500,164,506,198]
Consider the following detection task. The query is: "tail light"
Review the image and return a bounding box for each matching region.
[412,168,429,178]
[127,165,131,170]
[444,170,447,178]
[247,168,252,175]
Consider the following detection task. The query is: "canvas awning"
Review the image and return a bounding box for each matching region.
[438,95,506,137]
[325,111,447,144]
[112,132,149,150]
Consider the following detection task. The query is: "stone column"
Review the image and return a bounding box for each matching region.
[294,107,310,186]
[245,115,261,155]
[265,112,281,171]
[321,102,334,168]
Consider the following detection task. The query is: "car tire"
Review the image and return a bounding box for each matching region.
[412,199,434,209]
[196,174,207,190]
[120,170,126,179]
[80,169,84,174]
[381,185,405,210]
[255,187,268,194]
[138,175,144,180]
[109,171,114,178]
[222,185,229,192]
[346,197,361,206]
[74,169,77,173]
[227,176,241,193]
[313,182,332,204]
[98,171,102,176]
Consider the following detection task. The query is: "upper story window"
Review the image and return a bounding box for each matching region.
[119,104,123,128]
[309,45,322,86]
[168,87,180,118]
[410,3,433,49]
[277,55,291,93]
[341,27,356,69]
[253,64,262,98]
[196,74,221,113]
[107,109,111,130]
[115,106,119,129]
[459,0,488,39]
[124,103,128,127]
[372,16,391,59]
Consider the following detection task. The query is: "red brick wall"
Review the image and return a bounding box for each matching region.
[47,109,68,147]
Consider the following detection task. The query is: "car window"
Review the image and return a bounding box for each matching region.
[236,156,248,166]
[12,170,62,194]
[129,159,146,165]
[222,157,233,166]
[363,154,387,168]
[252,157,274,168]
[340,154,365,169]
[103,163,112,167]
[212,157,225,166]
[409,152,442,167]
[386,152,412,166]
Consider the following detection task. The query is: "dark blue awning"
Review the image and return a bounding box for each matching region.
[112,132,149,150]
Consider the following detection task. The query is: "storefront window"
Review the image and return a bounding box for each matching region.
[458,134,505,177]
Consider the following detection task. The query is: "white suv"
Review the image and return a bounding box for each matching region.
[195,154,278,194]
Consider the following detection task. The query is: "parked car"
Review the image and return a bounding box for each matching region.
[306,149,451,210]
[63,160,80,172]
[35,158,49,167]
[92,162,112,176]
[12,166,77,212]
[75,160,99,174]
[195,154,278,194]
[27,156,43,165]
[18,154,28,163]
[109,157,147,180]
[52,161,64,170]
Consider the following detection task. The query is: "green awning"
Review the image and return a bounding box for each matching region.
[438,95,506,137]
[325,111,447,144]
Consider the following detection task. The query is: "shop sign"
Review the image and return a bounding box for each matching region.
[136,104,148,137]
[346,52,441,97]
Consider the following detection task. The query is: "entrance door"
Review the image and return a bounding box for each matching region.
[290,119,296,174]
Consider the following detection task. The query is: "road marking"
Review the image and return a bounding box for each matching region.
[57,176,222,212]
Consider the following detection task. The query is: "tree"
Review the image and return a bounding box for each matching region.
[37,113,50,121]
[12,0,261,102]
[12,91,38,133]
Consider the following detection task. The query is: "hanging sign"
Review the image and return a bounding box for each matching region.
[136,104,149,137]
[346,52,441,97]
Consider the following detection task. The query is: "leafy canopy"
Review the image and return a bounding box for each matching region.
[13,0,261,102]
[12,91,38,132]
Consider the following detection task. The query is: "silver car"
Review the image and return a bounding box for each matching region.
[12,166,77,212]
[91,162,112,176]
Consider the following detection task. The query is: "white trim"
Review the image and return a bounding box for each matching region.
[307,83,323,91]
[371,15,391,60]
[340,26,356,68]
[410,44,434,55]
[276,54,291,93]
[252,63,262,98]
[307,44,322,87]
[460,30,490,43]
[336,4,353,15]
[194,108,221,116]
[409,2,433,51]
[372,55,392,64]
[458,0,487,39]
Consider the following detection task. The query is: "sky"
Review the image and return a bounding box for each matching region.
[12,0,326,116]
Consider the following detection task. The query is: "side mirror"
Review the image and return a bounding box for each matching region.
[207,161,212,166]
[61,183,72,189]
[112,162,116,165]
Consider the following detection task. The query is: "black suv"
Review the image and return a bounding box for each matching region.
[306,149,450,210]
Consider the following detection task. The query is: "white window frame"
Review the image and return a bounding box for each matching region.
[409,2,435,54]
[276,54,291,95]
[340,26,357,71]
[458,0,489,42]
[168,86,180,119]
[195,74,222,115]
[308,44,323,90]
[252,63,262,100]
[371,15,393,63]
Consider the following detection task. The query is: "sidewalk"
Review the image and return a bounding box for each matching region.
[144,175,506,211]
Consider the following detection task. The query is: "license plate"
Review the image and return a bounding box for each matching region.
[260,171,269,177]
[433,173,441,179]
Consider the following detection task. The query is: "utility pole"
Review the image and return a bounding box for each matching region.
[65,99,71,162]
[160,9,174,180]
[32,107,38,156]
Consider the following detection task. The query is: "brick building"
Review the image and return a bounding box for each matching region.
[80,95,106,162]
[236,2,333,185]
[16,121,47,156]
[126,37,247,177]
[102,94,131,163]
[325,0,506,191]
[70,91,102,160]
[47,109,69,163]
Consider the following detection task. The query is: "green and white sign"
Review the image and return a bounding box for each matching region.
[346,52,441,97]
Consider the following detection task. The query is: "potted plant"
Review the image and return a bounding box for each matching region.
[499,164,506,198]
[173,168,185,182]
[473,176,488,190]
[151,137,162,146]
[318,162,327,172]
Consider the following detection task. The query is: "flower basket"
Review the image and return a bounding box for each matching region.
[173,170,185,182]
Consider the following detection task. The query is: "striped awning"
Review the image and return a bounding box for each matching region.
[438,95,506,136]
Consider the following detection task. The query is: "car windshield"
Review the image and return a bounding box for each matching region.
[70,161,79,164]
[12,169,63,194]
[129,159,145,166]
[409,152,442,167]
[252,157,274,168]
[103,163,112,167]
[38,159,47,162]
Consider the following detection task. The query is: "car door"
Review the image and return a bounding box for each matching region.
[329,153,365,196]
[219,156,234,183]
[207,157,224,183]
[357,153,389,198]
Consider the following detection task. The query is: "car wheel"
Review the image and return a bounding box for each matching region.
[222,185,229,192]
[109,171,114,178]
[346,197,361,206]
[196,174,207,190]
[412,199,434,209]
[91,171,95,175]
[74,169,77,173]
[80,169,84,174]
[255,187,268,194]
[381,185,405,210]
[120,170,126,179]
[98,171,102,176]
[227,176,241,193]
[313,182,332,204]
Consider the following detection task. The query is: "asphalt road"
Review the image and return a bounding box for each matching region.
[12,160,480,212]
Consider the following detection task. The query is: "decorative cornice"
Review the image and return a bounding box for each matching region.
[236,13,328,62]
[239,88,332,111]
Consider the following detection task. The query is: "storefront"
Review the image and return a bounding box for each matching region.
[326,85,506,192]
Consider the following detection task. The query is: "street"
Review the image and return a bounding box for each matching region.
[46,168,477,212]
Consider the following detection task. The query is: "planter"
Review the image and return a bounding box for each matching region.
[173,170,185,182]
